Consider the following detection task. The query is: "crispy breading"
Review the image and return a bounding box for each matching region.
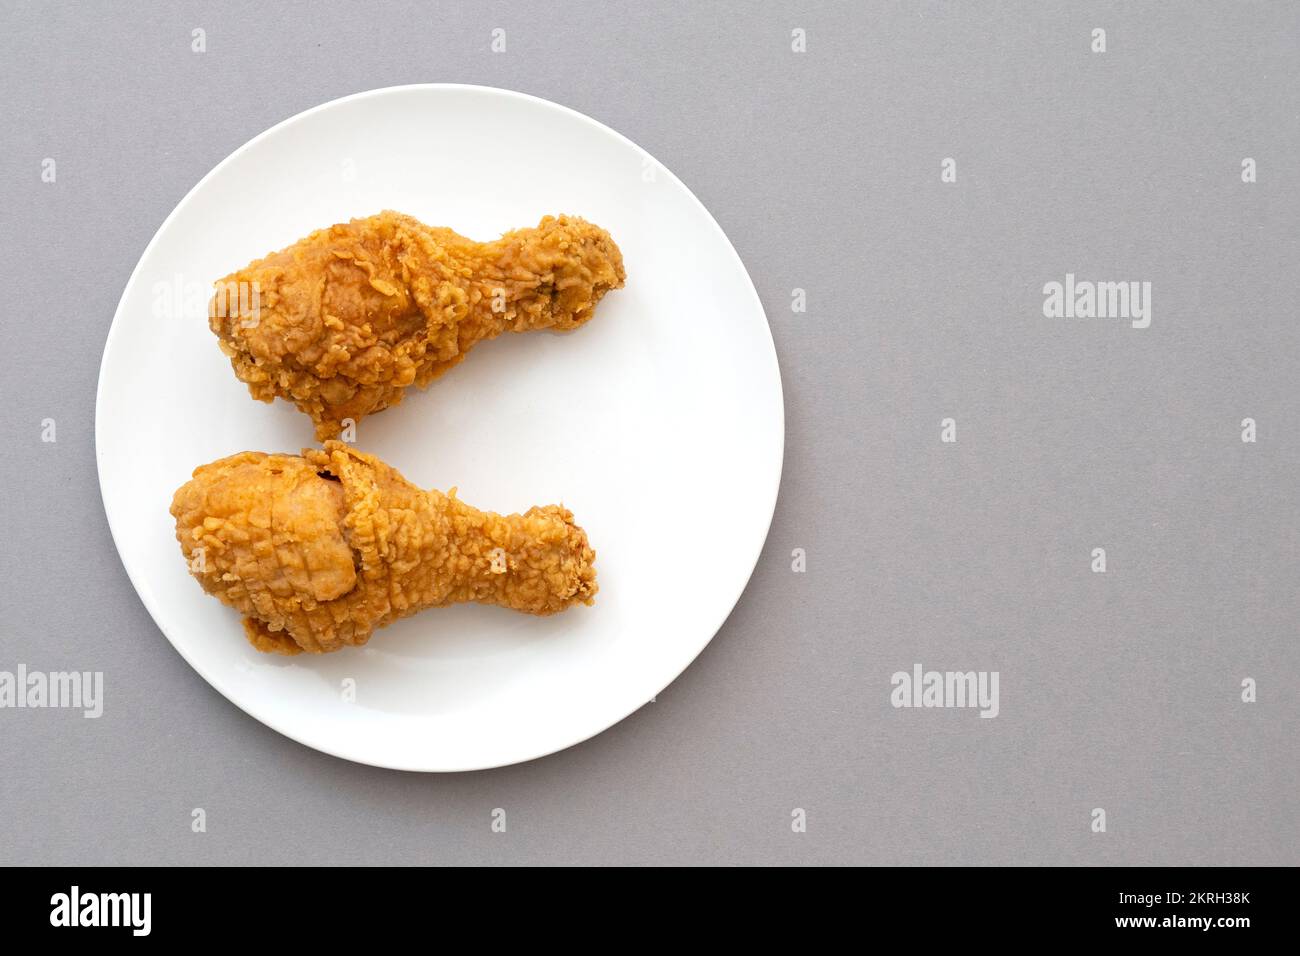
[170,441,597,654]
[209,211,625,439]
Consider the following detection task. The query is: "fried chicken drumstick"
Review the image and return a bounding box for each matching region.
[170,442,597,654]
[210,211,625,440]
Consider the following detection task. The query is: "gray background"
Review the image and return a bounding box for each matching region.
[1,0,1296,865]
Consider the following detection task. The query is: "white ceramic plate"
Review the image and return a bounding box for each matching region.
[96,85,783,771]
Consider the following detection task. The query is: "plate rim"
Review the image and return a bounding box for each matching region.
[94,83,785,772]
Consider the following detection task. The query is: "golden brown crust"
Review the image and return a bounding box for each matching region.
[169,442,597,654]
[209,211,625,439]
